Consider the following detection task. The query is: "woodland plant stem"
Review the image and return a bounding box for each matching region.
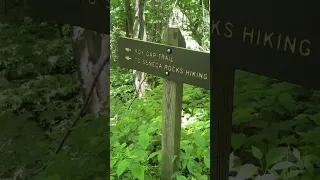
[27,55,110,179]
[260,159,264,173]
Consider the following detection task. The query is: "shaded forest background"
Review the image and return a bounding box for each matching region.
[0,0,108,179]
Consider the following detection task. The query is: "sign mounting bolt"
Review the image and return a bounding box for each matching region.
[165,71,170,76]
[167,48,172,54]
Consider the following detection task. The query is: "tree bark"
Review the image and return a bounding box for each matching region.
[124,0,134,38]
[132,0,147,98]
[70,26,110,117]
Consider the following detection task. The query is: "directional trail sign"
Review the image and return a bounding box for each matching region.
[118,37,210,89]
[29,0,109,34]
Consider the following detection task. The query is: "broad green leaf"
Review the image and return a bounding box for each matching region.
[310,113,320,125]
[177,175,187,180]
[231,133,247,150]
[187,160,197,173]
[265,147,287,166]
[133,150,149,162]
[131,163,144,180]
[236,164,257,179]
[194,130,206,147]
[138,133,150,150]
[255,174,278,180]
[232,108,254,125]
[116,159,129,177]
[197,175,208,180]
[278,93,297,112]
[251,146,263,160]
[302,157,314,174]
[148,151,159,159]
[204,156,210,168]
[287,170,304,178]
[270,161,298,171]
[110,159,117,168]
[292,148,300,161]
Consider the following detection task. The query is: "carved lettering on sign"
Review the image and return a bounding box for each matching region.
[212,20,312,56]
[132,48,208,80]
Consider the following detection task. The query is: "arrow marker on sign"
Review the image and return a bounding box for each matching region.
[125,48,131,52]
[125,56,131,60]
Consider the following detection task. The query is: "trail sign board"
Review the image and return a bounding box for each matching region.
[212,0,320,90]
[118,37,210,89]
[29,0,109,34]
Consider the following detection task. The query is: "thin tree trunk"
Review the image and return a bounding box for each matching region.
[71,26,110,116]
[132,0,146,98]
[124,0,134,38]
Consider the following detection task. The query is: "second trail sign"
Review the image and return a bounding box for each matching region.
[28,0,109,34]
[118,37,210,89]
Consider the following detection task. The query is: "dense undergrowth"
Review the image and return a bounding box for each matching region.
[110,63,320,179]
[0,12,108,180]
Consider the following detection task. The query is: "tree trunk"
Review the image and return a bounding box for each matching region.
[124,0,134,38]
[70,26,110,117]
[132,0,147,98]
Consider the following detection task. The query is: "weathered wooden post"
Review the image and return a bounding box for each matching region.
[211,63,235,179]
[161,28,185,180]
[118,29,209,179]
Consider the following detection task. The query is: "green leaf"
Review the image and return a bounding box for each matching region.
[133,150,149,162]
[292,148,300,161]
[194,130,206,148]
[287,170,304,178]
[265,147,287,166]
[204,156,210,168]
[148,151,159,159]
[138,133,150,150]
[110,159,117,168]
[255,174,278,180]
[231,133,247,150]
[302,157,314,174]
[232,108,254,126]
[236,164,257,179]
[310,113,320,125]
[131,163,144,180]
[116,159,129,177]
[187,160,197,173]
[270,161,298,171]
[197,175,208,180]
[278,93,297,113]
[251,146,263,160]
[177,175,188,180]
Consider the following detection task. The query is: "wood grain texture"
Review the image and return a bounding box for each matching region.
[210,63,235,180]
[161,28,185,180]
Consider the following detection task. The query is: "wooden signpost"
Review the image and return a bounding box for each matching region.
[28,0,109,34]
[211,0,320,179]
[118,28,209,179]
